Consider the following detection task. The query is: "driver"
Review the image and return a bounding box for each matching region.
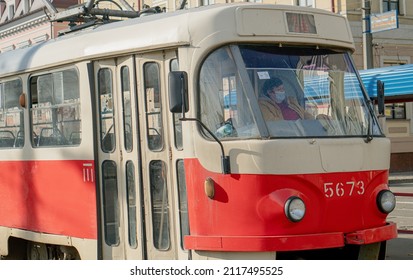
[259,77,312,121]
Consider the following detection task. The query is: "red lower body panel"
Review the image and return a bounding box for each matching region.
[0,160,97,239]
[183,158,397,252]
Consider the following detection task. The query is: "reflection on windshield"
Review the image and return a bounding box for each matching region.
[199,44,382,139]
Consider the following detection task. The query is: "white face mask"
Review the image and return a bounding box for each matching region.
[274,91,286,103]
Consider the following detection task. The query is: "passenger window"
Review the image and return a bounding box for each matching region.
[98,68,116,153]
[0,79,24,149]
[144,62,164,151]
[121,66,133,152]
[149,160,170,250]
[30,69,81,147]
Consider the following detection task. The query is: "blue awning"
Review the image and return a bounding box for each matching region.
[360,64,413,101]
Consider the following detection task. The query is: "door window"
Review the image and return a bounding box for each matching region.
[144,63,164,151]
[121,66,133,152]
[126,161,138,248]
[102,160,120,246]
[149,160,170,250]
[170,59,183,150]
[98,68,116,153]
[177,159,189,249]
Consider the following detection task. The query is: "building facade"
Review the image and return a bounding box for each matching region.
[0,0,79,52]
[1,0,413,172]
[344,0,413,173]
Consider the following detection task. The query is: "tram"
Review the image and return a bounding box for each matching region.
[0,3,397,260]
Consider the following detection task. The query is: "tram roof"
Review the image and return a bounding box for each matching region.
[360,64,413,102]
[0,7,190,77]
[0,3,354,78]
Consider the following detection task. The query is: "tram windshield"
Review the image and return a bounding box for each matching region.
[199,44,382,139]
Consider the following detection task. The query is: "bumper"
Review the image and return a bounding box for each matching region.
[184,222,398,252]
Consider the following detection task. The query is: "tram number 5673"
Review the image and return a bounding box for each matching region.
[324,181,365,198]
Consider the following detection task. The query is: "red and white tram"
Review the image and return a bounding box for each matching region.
[0,3,397,260]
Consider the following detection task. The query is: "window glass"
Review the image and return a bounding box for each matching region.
[202,0,215,5]
[170,59,183,150]
[177,159,189,249]
[0,79,24,148]
[102,160,119,246]
[199,46,258,140]
[30,69,81,147]
[199,45,382,139]
[121,66,133,152]
[126,161,137,248]
[149,160,170,250]
[385,103,406,119]
[383,0,399,12]
[298,0,314,6]
[98,68,116,153]
[393,103,406,119]
[286,13,316,34]
[144,62,163,151]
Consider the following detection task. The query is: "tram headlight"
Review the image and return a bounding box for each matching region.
[377,190,396,214]
[284,196,306,222]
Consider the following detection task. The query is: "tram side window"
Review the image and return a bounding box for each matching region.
[144,62,164,151]
[0,79,24,148]
[30,69,81,147]
[98,68,116,153]
[149,160,170,250]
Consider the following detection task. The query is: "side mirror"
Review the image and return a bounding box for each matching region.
[168,71,188,113]
[377,80,385,116]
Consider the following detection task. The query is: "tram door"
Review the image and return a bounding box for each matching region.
[95,52,185,260]
[134,51,181,260]
[94,57,144,260]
